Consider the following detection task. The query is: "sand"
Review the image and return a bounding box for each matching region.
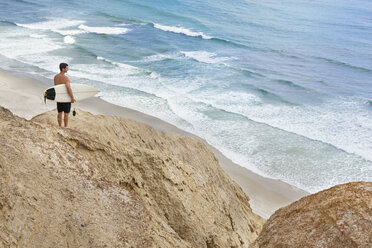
[0,68,308,219]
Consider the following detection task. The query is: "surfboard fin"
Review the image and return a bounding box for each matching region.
[44,88,56,103]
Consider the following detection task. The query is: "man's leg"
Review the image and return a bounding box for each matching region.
[64,113,69,127]
[57,112,63,127]
[57,102,63,127]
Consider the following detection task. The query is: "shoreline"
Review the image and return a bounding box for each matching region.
[0,68,309,219]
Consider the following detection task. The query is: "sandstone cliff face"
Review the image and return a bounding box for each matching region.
[0,107,263,247]
[253,182,372,248]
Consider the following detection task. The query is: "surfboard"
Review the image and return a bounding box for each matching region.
[44,83,100,103]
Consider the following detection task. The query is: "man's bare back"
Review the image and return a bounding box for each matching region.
[54,73,70,86]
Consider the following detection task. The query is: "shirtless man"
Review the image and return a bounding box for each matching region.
[54,63,76,127]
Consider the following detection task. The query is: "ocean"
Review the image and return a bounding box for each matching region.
[0,0,371,193]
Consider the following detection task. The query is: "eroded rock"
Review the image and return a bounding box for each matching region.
[253,182,372,248]
[0,107,264,247]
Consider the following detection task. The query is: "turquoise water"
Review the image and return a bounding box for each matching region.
[0,0,371,192]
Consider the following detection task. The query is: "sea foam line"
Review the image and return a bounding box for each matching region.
[181,51,231,64]
[15,19,87,37]
[153,23,212,39]
[15,19,130,36]
[79,25,130,35]
[96,56,139,71]
[16,19,85,30]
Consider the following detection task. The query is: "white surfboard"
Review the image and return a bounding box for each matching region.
[44,83,100,103]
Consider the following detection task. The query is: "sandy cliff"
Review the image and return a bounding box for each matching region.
[0,107,264,247]
[253,182,372,248]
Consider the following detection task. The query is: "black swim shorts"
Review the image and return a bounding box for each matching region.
[57,102,71,113]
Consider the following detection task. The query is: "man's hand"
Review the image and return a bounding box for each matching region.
[71,98,76,103]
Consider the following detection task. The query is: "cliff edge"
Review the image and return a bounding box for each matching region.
[0,107,264,247]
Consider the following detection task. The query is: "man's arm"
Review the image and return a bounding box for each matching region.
[65,78,76,103]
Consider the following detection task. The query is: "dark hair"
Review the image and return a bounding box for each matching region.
[59,63,68,71]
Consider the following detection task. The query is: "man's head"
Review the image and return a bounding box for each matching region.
[59,63,69,72]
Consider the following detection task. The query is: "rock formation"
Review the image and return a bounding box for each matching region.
[0,107,264,247]
[253,182,372,248]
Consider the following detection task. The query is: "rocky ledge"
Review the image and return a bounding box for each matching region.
[0,107,264,247]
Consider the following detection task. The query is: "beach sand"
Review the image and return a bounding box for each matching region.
[0,68,308,219]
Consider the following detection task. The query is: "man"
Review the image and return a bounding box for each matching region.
[54,63,76,127]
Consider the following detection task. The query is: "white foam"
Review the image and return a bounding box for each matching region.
[63,36,75,44]
[141,53,176,62]
[78,25,130,35]
[153,23,212,39]
[29,34,46,39]
[181,51,231,64]
[68,61,174,108]
[0,32,61,58]
[150,72,160,79]
[68,62,145,87]
[191,90,262,107]
[16,19,87,40]
[53,29,87,35]
[194,89,372,162]
[5,54,72,78]
[96,56,138,71]
[16,19,85,31]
